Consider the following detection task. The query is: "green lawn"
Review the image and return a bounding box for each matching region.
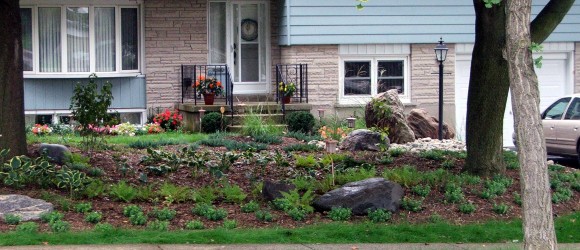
[27,132,207,147]
[1,212,578,246]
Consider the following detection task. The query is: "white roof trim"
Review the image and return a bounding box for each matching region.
[456,42,574,54]
[339,44,410,55]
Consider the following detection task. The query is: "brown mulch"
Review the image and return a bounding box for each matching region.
[0,137,578,233]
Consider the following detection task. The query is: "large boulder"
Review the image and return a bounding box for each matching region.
[38,143,70,165]
[0,195,54,221]
[339,129,389,151]
[407,109,455,139]
[313,178,404,215]
[365,90,415,144]
[262,180,296,201]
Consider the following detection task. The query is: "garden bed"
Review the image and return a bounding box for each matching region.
[1,133,579,233]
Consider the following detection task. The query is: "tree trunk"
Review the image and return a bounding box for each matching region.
[0,0,27,158]
[505,0,557,249]
[465,0,509,176]
[464,0,574,177]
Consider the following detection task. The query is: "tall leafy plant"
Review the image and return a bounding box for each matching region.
[70,74,113,153]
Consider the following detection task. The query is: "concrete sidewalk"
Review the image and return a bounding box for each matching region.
[2,243,580,250]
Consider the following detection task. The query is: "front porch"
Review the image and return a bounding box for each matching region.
[177,64,312,132]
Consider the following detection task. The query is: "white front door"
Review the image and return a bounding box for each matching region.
[208,1,270,94]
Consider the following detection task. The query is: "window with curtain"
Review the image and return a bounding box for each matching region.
[23,5,139,74]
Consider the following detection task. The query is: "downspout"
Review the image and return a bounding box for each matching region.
[286,0,291,46]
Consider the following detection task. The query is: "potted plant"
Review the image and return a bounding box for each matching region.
[194,76,223,105]
[278,82,296,104]
[318,125,348,153]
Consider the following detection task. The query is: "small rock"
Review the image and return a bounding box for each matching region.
[0,195,54,221]
[313,178,403,215]
[308,140,326,149]
[339,129,389,151]
[262,180,296,202]
[38,143,70,165]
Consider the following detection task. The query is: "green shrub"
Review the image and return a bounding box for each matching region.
[206,208,228,221]
[87,167,105,177]
[382,165,423,188]
[286,208,308,221]
[255,210,274,222]
[147,220,169,231]
[328,207,352,221]
[388,148,407,157]
[193,186,218,204]
[129,212,147,226]
[185,220,205,230]
[69,74,113,152]
[223,183,248,204]
[16,222,38,233]
[378,155,394,164]
[295,155,318,169]
[504,151,519,169]
[109,181,138,203]
[149,207,176,221]
[157,183,191,204]
[49,220,70,232]
[253,134,283,144]
[192,203,214,216]
[277,189,315,213]
[123,205,143,218]
[412,184,431,197]
[93,223,114,233]
[202,112,228,133]
[283,144,321,153]
[40,211,64,223]
[459,203,477,214]
[514,192,522,206]
[441,159,455,169]
[367,209,392,223]
[401,197,423,212]
[84,212,103,224]
[552,187,573,203]
[192,203,227,221]
[335,167,377,185]
[444,184,464,204]
[492,203,510,215]
[74,202,92,213]
[286,111,316,133]
[4,214,21,225]
[83,180,106,198]
[241,201,260,213]
[223,219,237,229]
[128,139,177,149]
[285,131,322,142]
[418,149,445,161]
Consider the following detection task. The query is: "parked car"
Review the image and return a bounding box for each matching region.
[513,94,580,162]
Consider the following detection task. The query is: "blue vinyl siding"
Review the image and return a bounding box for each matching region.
[280,0,580,45]
[24,76,146,111]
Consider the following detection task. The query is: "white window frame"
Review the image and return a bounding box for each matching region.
[21,2,142,78]
[339,55,410,104]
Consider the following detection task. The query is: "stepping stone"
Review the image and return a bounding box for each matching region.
[0,195,54,221]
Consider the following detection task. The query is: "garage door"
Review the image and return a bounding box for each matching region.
[455,51,572,147]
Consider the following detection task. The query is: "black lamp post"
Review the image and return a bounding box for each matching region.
[434,37,448,140]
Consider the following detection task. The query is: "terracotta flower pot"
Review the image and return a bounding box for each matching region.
[283,96,291,104]
[203,93,215,105]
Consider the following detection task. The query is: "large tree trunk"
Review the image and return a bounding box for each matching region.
[505,0,557,249]
[0,0,26,158]
[464,0,574,177]
[465,0,509,176]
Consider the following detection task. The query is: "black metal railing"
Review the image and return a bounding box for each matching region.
[181,64,234,107]
[275,64,308,104]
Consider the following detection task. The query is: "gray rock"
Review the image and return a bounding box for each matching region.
[262,180,296,201]
[365,90,415,144]
[313,178,403,215]
[38,143,70,165]
[0,195,54,221]
[407,109,455,139]
[339,129,389,151]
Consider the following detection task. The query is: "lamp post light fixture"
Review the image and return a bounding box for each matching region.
[434,37,448,140]
[347,117,356,129]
